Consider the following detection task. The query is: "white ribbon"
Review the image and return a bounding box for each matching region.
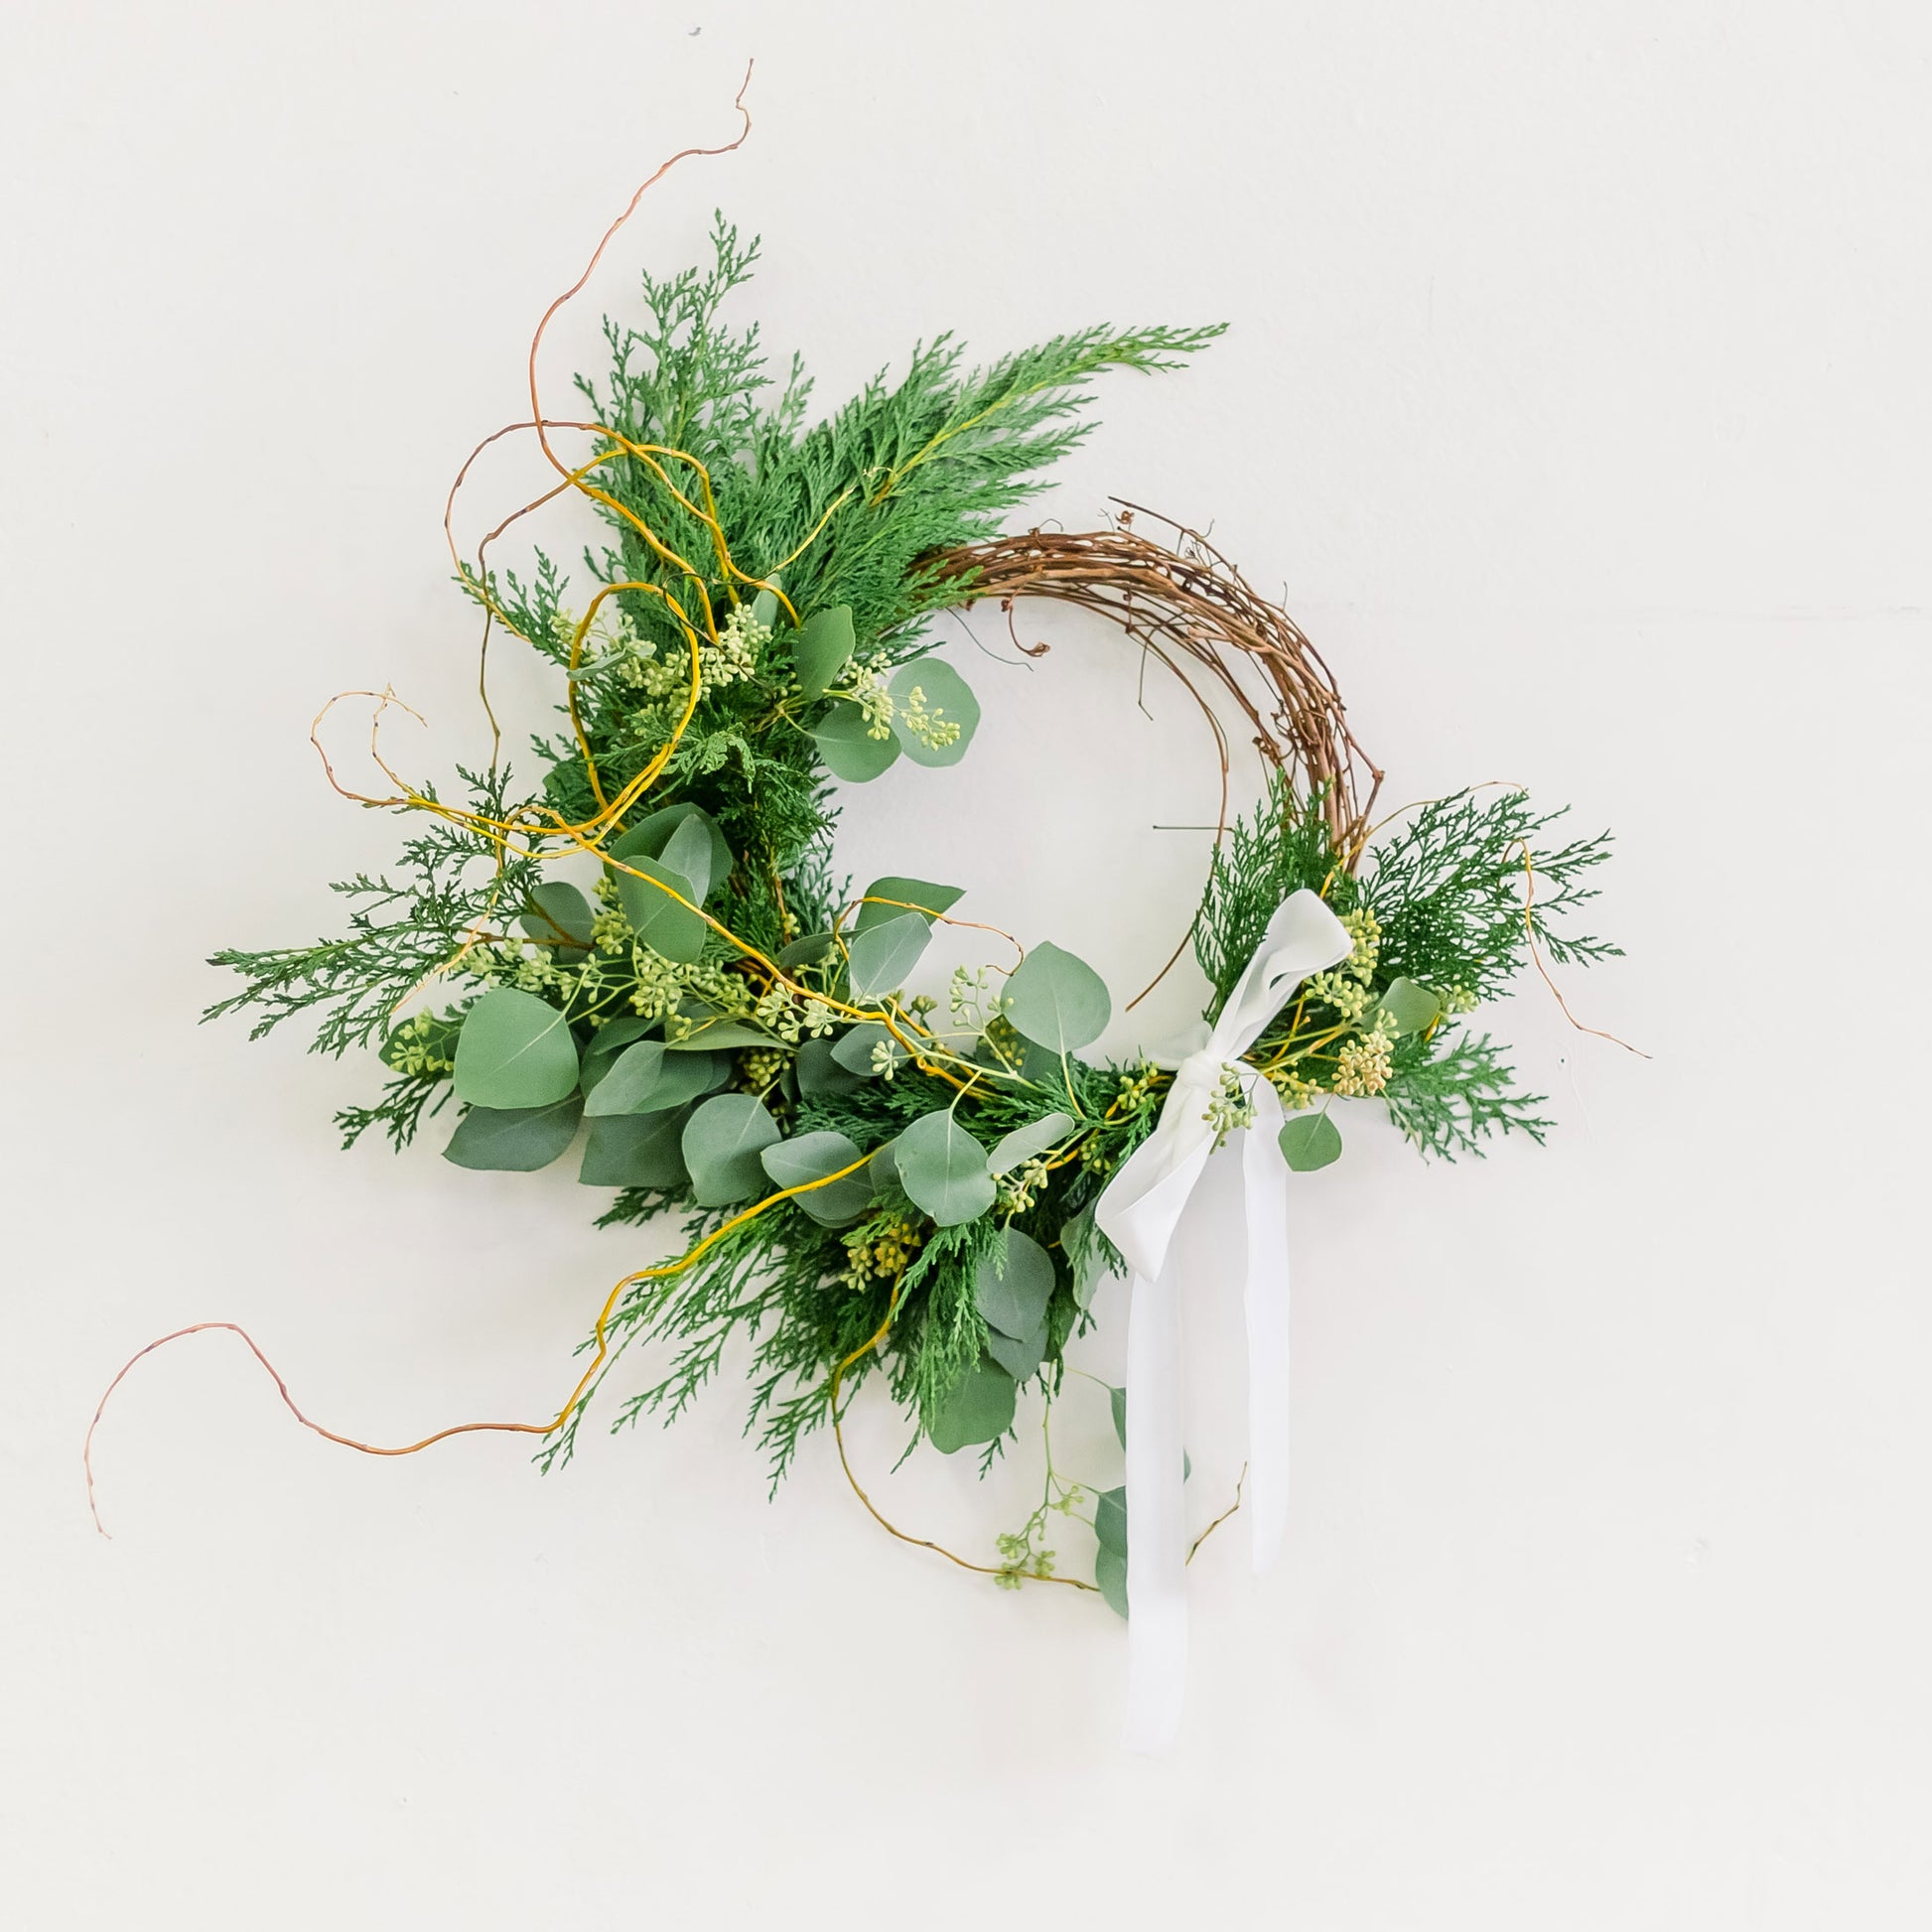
[1093,889,1353,1751]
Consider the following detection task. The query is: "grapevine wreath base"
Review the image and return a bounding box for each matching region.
[90,102,1622,1746]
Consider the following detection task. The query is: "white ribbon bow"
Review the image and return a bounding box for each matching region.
[1093,889,1353,1752]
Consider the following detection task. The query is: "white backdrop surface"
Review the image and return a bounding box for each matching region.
[3,4,1929,1927]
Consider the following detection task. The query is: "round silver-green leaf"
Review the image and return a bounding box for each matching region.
[452,988,581,1109]
[845,910,931,1000]
[791,605,855,699]
[612,856,707,964]
[1003,942,1111,1055]
[928,1358,1017,1454]
[894,1110,995,1227]
[759,1130,872,1225]
[853,877,963,935]
[975,1227,1054,1339]
[1378,976,1443,1036]
[985,1110,1076,1176]
[888,659,979,768]
[519,881,595,950]
[578,1108,688,1188]
[444,1095,583,1172]
[813,702,901,782]
[1278,1112,1343,1172]
[681,1093,782,1206]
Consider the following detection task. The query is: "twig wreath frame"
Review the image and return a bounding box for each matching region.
[90,80,1625,1725]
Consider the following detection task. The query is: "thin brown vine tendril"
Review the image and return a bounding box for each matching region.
[85,1153,876,1537]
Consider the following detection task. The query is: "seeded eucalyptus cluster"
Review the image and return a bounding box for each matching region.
[208,216,1616,1540]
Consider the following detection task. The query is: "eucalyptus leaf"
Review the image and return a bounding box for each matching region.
[452,988,581,1110]
[928,1358,1017,1454]
[888,658,979,767]
[830,1024,905,1080]
[759,1130,872,1225]
[852,877,964,935]
[444,1095,583,1173]
[1061,1205,1107,1310]
[1103,1383,1188,1477]
[985,1320,1047,1382]
[797,1035,865,1096]
[664,1016,776,1052]
[582,1039,666,1117]
[985,1110,1076,1176]
[656,813,717,903]
[975,1228,1054,1339]
[578,1108,688,1188]
[1095,1545,1129,1620]
[1278,1112,1343,1172]
[791,604,855,699]
[777,929,835,969]
[612,856,707,964]
[894,1109,995,1227]
[751,582,780,629]
[611,802,733,896]
[845,910,931,1000]
[519,881,595,950]
[813,702,901,782]
[580,1016,655,1094]
[1378,976,1443,1036]
[587,1040,725,1116]
[1094,1485,1129,1559]
[681,1093,782,1206]
[1003,942,1111,1055]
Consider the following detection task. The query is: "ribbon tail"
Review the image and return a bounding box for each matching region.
[1241,1089,1294,1574]
[1123,1262,1188,1753]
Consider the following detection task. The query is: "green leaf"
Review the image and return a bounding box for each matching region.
[664,1014,775,1052]
[888,659,979,767]
[452,988,581,1109]
[585,1040,726,1115]
[829,1024,904,1079]
[1108,1382,1128,1449]
[812,702,901,781]
[657,813,718,904]
[928,1357,1017,1453]
[894,1109,995,1226]
[519,881,595,950]
[1095,1545,1129,1619]
[680,1093,782,1206]
[611,803,733,897]
[1094,1485,1129,1559]
[1378,977,1443,1036]
[444,1095,583,1172]
[578,1108,688,1187]
[986,1321,1047,1382]
[759,1130,872,1225]
[852,877,964,935]
[582,1039,665,1116]
[845,911,931,1000]
[791,605,855,698]
[777,929,835,969]
[580,1017,655,1093]
[1003,942,1111,1055]
[751,581,780,629]
[797,1035,864,1095]
[612,856,707,964]
[975,1227,1054,1338]
[985,1110,1076,1175]
[1061,1206,1107,1310]
[1278,1112,1343,1172]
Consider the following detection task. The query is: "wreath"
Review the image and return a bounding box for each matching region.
[91,124,1622,1744]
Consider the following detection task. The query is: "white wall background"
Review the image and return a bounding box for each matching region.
[4,4,1928,1926]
